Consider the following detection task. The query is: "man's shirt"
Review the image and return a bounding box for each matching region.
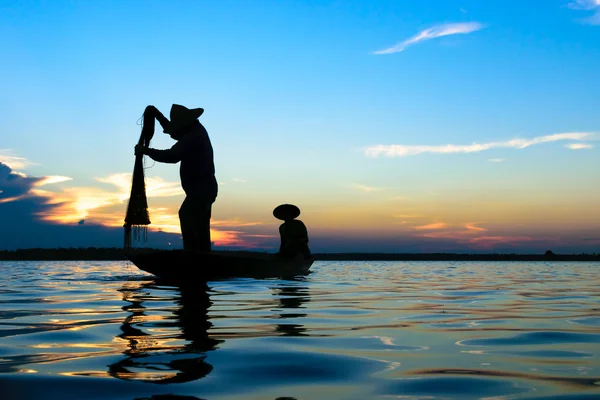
[147,125,217,199]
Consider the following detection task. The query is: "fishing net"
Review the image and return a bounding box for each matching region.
[124,107,155,250]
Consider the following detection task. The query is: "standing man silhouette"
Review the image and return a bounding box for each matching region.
[135,104,218,252]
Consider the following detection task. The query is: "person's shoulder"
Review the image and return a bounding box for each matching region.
[291,219,307,227]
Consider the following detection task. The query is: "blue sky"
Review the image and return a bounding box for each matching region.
[0,0,599,252]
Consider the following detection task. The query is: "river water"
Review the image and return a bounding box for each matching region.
[1,260,600,400]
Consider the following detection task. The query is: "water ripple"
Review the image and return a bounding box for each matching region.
[0,260,599,400]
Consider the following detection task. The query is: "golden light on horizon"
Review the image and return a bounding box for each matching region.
[3,165,597,251]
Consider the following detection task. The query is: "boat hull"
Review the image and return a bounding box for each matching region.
[126,250,314,281]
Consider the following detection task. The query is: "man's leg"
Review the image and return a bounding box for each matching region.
[179,196,199,251]
[196,201,212,252]
[181,195,213,252]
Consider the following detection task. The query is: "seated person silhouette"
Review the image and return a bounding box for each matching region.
[273,204,311,260]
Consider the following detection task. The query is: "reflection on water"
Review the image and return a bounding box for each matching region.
[108,282,222,384]
[0,260,600,400]
[109,281,311,385]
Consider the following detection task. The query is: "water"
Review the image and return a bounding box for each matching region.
[1,260,600,400]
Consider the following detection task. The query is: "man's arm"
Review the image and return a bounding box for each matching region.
[145,142,184,164]
[146,105,170,131]
[135,140,184,163]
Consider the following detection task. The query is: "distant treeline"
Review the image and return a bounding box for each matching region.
[0,247,598,261]
[314,252,600,262]
[0,247,130,261]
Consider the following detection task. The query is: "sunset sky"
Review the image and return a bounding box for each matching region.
[1,0,599,253]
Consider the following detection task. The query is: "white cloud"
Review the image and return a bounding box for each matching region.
[565,143,594,150]
[351,183,386,192]
[232,178,248,183]
[97,173,183,203]
[365,132,596,157]
[373,22,484,54]
[34,176,73,186]
[0,150,30,170]
[568,0,600,10]
[567,0,600,24]
[488,158,505,162]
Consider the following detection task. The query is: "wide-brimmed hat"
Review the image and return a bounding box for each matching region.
[273,204,301,220]
[163,104,204,134]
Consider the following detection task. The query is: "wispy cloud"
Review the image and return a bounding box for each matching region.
[351,183,386,192]
[468,235,535,248]
[418,231,535,248]
[34,176,73,187]
[393,214,421,224]
[567,0,600,24]
[97,173,183,202]
[394,214,421,218]
[365,132,596,157]
[568,0,600,9]
[0,150,31,170]
[373,22,484,54]
[412,220,540,249]
[565,143,594,150]
[211,219,264,227]
[232,178,248,183]
[465,223,486,232]
[488,158,505,162]
[414,222,447,230]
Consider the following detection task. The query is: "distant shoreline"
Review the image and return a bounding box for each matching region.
[0,248,598,261]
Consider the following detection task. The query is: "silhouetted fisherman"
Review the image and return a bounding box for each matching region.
[135,104,217,252]
[273,204,311,259]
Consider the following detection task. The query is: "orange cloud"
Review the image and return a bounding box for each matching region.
[469,235,534,244]
[0,195,26,204]
[416,225,537,249]
[414,222,447,230]
[3,167,269,248]
[412,221,543,250]
[211,219,264,227]
[97,173,183,203]
[33,186,122,224]
[465,223,486,232]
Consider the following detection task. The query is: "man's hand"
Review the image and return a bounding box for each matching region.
[145,105,157,117]
[143,105,170,131]
[135,144,148,156]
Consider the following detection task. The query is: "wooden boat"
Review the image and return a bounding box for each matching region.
[126,249,314,281]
